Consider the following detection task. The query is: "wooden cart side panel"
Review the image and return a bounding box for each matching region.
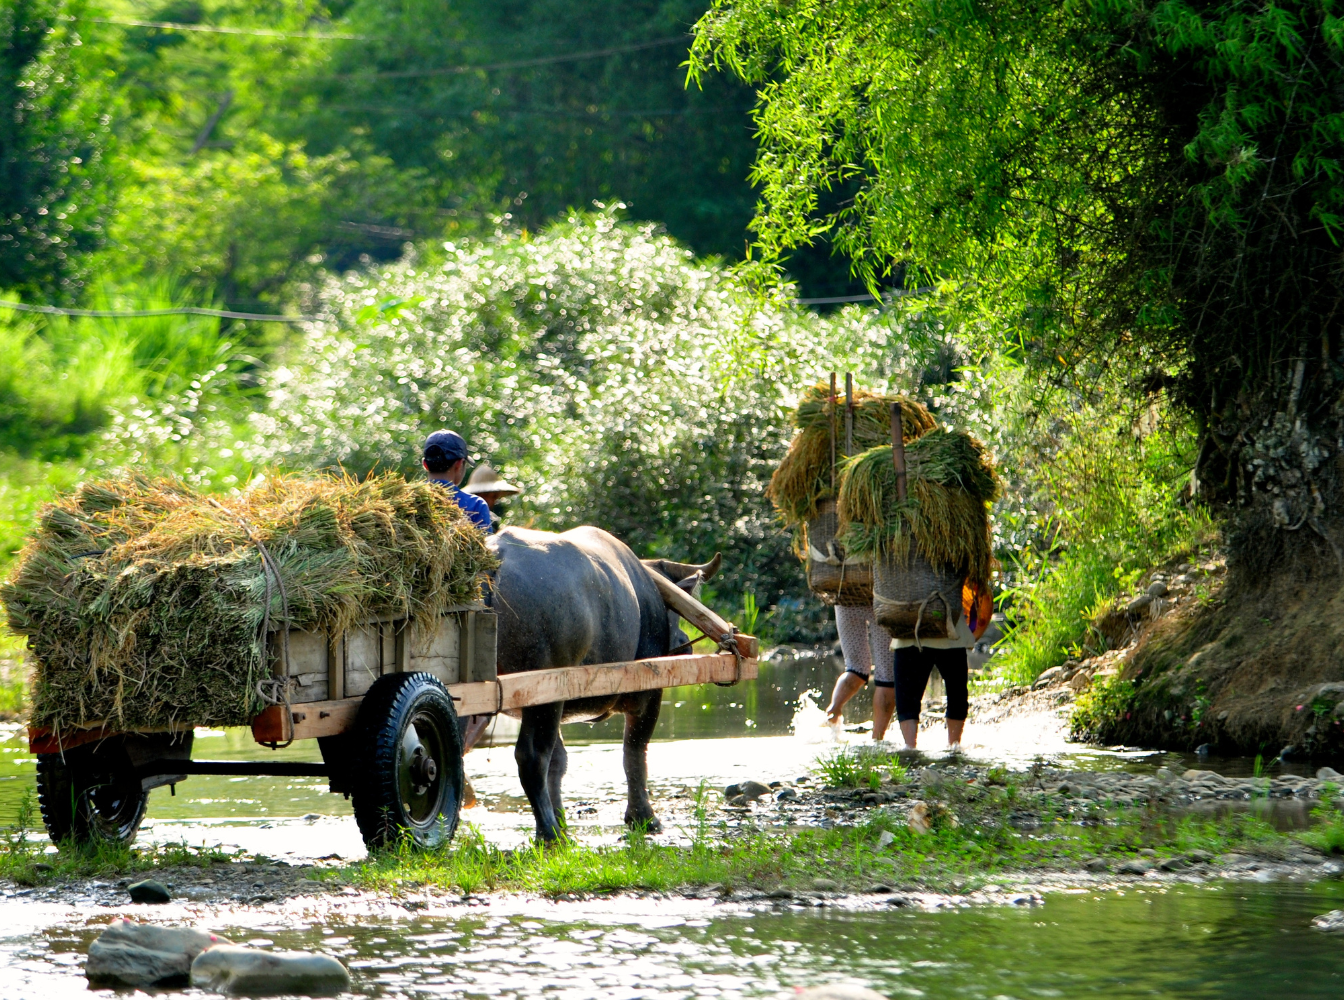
[273,607,496,706]
[344,625,382,698]
[408,616,461,685]
[464,610,498,683]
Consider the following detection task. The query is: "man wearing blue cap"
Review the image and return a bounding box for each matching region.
[422,430,493,533]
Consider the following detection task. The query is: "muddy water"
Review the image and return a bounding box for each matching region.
[5,882,1344,999]
[0,650,1336,859]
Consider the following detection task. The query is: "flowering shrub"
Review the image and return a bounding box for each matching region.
[112,210,949,630]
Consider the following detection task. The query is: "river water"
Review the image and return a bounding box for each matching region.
[4,881,1344,998]
[3,650,1343,998]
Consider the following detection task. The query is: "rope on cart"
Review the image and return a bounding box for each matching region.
[208,498,295,747]
[715,629,743,685]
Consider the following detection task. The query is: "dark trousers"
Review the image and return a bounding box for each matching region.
[894,646,969,722]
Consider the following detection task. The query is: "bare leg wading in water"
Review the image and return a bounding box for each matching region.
[825,604,895,740]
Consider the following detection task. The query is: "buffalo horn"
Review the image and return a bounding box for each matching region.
[641,552,722,583]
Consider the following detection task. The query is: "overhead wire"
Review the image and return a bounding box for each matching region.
[0,300,319,324]
[321,37,687,79]
[83,17,686,72]
[86,16,367,40]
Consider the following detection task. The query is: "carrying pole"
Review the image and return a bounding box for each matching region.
[844,373,854,457]
[890,402,907,502]
[829,372,838,489]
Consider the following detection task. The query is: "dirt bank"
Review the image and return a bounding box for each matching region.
[1065,548,1344,757]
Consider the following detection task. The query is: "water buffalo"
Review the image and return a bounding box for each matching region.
[485,525,720,843]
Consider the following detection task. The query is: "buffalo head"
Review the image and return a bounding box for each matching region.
[641,553,722,653]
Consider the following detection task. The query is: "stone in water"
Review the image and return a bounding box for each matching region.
[739,780,772,801]
[128,879,171,904]
[190,945,350,996]
[86,921,228,988]
[1312,910,1344,932]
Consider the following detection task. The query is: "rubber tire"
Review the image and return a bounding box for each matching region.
[36,741,148,847]
[350,672,464,850]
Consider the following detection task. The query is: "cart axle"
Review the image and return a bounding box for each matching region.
[136,759,330,779]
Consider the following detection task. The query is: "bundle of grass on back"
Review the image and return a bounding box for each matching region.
[1,473,495,736]
[837,428,1001,587]
[767,382,937,527]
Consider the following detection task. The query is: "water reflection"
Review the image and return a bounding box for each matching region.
[3,882,1344,998]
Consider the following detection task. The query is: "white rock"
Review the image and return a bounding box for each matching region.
[86,921,228,988]
[876,830,895,849]
[796,986,890,1000]
[191,946,350,996]
[1317,767,1342,780]
[1034,666,1065,689]
[1312,910,1344,932]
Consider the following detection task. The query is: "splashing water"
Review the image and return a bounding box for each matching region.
[790,688,844,744]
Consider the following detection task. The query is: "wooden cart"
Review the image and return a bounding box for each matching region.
[27,584,758,850]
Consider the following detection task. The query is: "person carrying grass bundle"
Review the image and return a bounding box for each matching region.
[767,381,937,740]
[837,428,999,752]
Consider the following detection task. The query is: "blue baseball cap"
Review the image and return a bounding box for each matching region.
[423,429,468,462]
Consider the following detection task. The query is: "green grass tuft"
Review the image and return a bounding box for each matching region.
[814,747,908,789]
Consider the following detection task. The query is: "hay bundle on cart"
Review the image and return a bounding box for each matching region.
[767,381,935,604]
[0,473,495,738]
[837,428,1000,638]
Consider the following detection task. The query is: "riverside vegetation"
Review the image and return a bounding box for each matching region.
[0,212,1210,675]
[3,756,1341,902]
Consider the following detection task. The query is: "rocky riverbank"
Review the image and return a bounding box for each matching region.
[6,751,1342,911]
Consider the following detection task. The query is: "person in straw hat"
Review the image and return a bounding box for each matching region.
[461,464,522,524]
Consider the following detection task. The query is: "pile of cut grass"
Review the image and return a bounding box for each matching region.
[1,473,495,734]
[837,428,1000,586]
[767,382,936,526]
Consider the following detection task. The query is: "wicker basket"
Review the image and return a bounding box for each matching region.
[872,551,964,639]
[805,499,872,607]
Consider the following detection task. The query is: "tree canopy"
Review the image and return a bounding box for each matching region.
[0,0,114,298]
[693,0,1344,547]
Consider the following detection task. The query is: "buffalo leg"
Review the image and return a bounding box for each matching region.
[515,702,566,843]
[547,733,568,830]
[622,693,662,833]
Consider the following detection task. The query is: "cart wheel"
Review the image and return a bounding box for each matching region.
[351,672,464,850]
[36,741,148,847]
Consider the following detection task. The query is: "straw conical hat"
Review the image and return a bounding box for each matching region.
[462,464,521,496]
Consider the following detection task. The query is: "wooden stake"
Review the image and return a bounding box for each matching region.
[890,402,907,502]
[844,372,853,457]
[829,372,838,488]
